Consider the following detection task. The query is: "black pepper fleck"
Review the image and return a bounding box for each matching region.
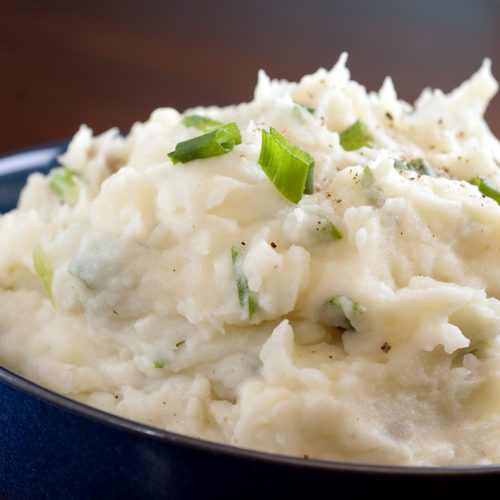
[381,342,391,353]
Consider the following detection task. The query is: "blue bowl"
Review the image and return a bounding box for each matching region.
[1,143,499,499]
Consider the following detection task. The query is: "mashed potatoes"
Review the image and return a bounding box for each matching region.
[2,53,500,466]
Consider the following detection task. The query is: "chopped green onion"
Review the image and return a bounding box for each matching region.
[231,245,258,321]
[175,340,185,349]
[469,176,500,205]
[361,166,384,207]
[394,158,435,177]
[258,127,315,203]
[292,104,315,120]
[312,214,342,240]
[361,165,376,189]
[304,165,315,195]
[339,120,373,151]
[469,339,491,355]
[322,295,365,331]
[168,122,242,164]
[33,244,55,307]
[292,105,304,121]
[153,360,164,369]
[181,115,222,131]
[49,167,81,206]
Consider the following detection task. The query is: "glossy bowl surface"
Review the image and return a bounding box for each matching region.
[1,143,500,499]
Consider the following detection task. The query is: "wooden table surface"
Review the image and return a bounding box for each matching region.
[1,0,500,155]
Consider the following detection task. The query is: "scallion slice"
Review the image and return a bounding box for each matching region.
[181,115,222,131]
[231,245,258,321]
[312,214,342,240]
[153,360,164,369]
[292,104,315,120]
[469,176,500,205]
[33,244,55,307]
[322,295,365,331]
[469,339,491,355]
[394,158,435,177]
[304,164,315,195]
[49,167,81,206]
[339,120,373,151]
[168,122,242,164]
[362,165,376,189]
[361,166,384,207]
[258,127,315,203]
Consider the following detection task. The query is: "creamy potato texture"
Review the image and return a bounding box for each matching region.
[2,53,500,465]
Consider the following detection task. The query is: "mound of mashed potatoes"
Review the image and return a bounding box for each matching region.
[2,53,500,466]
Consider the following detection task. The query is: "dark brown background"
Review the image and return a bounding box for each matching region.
[1,0,500,155]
